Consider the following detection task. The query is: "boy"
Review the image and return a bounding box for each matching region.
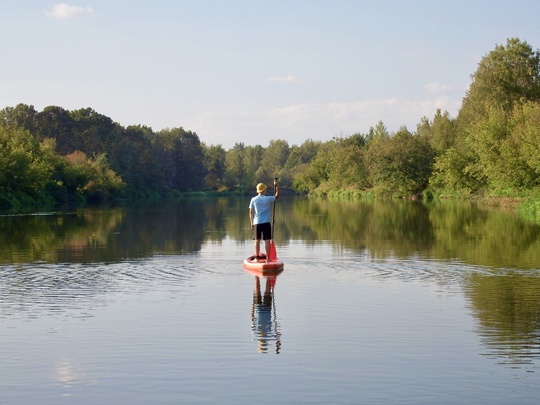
[249,179,279,261]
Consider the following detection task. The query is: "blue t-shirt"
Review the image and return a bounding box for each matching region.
[249,195,276,224]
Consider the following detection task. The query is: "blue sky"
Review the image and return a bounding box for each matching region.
[1,1,539,148]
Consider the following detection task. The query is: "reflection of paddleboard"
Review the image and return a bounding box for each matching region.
[243,256,284,273]
[244,265,284,278]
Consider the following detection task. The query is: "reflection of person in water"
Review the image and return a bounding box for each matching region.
[251,274,281,354]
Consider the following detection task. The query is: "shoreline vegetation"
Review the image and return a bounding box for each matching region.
[2,38,540,222]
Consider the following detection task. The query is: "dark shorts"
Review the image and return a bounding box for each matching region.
[252,222,272,240]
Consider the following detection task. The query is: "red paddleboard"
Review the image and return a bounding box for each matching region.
[243,255,284,273]
[244,265,284,278]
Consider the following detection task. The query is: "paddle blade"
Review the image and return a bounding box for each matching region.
[269,240,277,261]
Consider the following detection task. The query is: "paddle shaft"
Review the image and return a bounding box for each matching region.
[272,178,277,239]
[267,178,278,261]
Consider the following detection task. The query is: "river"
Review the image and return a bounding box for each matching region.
[1,196,539,404]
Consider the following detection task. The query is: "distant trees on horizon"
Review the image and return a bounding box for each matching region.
[2,37,540,210]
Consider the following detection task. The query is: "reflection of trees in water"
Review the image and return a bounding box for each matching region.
[203,197,246,242]
[266,197,540,269]
[429,201,540,269]
[0,199,211,264]
[117,200,207,256]
[464,273,540,367]
[3,197,540,269]
[265,197,438,257]
[0,209,125,263]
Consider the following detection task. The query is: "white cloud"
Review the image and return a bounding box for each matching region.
[0,77,462,149]
[44,3,93,19]
[185,96,463,148]
[266,75,300,83]
[424,82,458,94]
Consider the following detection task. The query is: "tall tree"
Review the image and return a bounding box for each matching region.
[0,104,39,135]
[327,136,370,191]
[459,38,540,131]
[70,107,116,155]
[432,38,540,195]
[284,139,322,187]
[36,106,77,155]
[367,127,435,197]
[256,139,290,184]
[370,120,390,141]
[108,125,158,193]
[154,128,206,192]
[420,109,458,153]
[225,143,247,190]
[292,141,333,193]
[509,101,540,180]
[203,143,227,190]
[243,145,264,189]
[0,126,52,200]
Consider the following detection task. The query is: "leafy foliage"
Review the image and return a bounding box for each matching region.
[432,38,540,197]
[2,37,540,207]
[366,127,435,197]
[0,126,52,204]
[203,143,227,191]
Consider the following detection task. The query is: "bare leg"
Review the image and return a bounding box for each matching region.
[264,240,271,257]
[254,276,261,301]
[254,239,261,257]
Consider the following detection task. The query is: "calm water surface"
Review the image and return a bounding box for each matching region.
[1,197,540,404]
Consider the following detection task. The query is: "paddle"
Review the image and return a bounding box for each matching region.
[269,178,278,261]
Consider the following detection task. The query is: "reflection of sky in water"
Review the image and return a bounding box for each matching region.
[56,358,85,387]
[0,251,538,403]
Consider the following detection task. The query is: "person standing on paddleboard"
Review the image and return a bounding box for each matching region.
[249,179,279,262]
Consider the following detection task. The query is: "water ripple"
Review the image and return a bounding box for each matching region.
[0,255,208,320]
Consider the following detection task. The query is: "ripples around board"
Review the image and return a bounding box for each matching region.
[0,256,206,320]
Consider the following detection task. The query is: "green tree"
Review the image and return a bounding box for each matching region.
[292,141,333,193]
[256,139,290,185]
[510,101,540,177]
[419,109,458,153]
[70,107,116,155]
[430,146,483,195]
[459,38,540,133]
[108,125,158,193]
[225,143,247,190]
[370,120,390,141]
[322,135,369,192]
[0,126,53,203]
[285,139,321,169]
[500,101,540,189]
[284,139,322,189]
[367,127,435,197]
[36,106,77,155]
[154,128,206,192]
[433,38,540,195]
[64,151,125,201]
[467,106,517,190]
[0,103,39,135]
[243,145,264,189]
[203,143,227,190]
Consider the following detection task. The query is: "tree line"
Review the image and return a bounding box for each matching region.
[1,38,540,210]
